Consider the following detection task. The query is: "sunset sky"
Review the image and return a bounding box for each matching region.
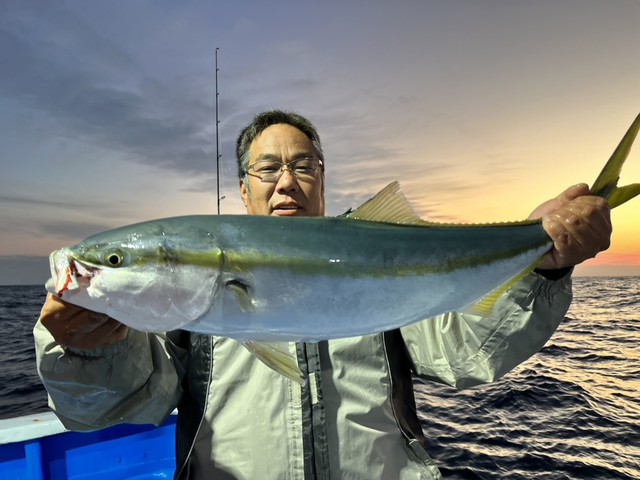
[1,0,639,285]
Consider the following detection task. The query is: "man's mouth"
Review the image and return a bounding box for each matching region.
[273,204,302,216]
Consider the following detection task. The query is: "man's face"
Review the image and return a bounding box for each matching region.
[239,123,325,217]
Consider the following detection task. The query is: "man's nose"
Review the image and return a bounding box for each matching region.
[276,167,299,193]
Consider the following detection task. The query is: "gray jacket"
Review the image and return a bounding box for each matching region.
[34,271,572,479]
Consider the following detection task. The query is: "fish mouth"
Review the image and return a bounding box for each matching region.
[48,249,100,298]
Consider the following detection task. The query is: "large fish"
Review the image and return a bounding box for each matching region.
[47,114,640,382]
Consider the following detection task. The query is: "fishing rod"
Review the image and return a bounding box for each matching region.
[215,47,221,215]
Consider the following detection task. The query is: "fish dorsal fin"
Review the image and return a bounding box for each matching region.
[346,181,424,225]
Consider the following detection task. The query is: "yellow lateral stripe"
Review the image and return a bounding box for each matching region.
[222,243,549,278]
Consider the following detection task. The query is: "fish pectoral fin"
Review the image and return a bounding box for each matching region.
[225,281,255,313]
[346,181,425,225]
[242,341,304,384]
[461,256,545,318]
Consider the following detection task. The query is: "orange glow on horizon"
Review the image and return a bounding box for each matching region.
[585,252,640,267]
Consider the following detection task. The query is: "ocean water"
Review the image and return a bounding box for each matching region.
[0,285,49,419]
[1,278,639,478]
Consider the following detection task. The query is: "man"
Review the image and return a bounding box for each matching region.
[35,110,611,479]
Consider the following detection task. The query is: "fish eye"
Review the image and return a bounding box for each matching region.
[104,250,124,267]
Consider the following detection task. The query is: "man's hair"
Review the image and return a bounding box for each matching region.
[235,109,324,178]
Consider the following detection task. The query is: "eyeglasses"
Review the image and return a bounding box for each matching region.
[245,157,324,182]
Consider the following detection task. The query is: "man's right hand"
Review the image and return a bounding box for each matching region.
[39,293,129,350]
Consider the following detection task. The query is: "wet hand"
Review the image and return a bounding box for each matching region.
[39,293,129,350]
[529,184,612,270]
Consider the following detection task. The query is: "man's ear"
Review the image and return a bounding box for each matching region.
[239,178,248,207]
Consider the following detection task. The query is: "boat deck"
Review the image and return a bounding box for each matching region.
[0,411,177,479]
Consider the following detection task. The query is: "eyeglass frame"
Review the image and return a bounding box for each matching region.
[243,157,324,183]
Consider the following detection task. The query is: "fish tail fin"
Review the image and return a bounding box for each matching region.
[243,340,304,384]
[590,112,640,209]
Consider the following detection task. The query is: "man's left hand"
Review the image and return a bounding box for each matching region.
[529,183,612,270]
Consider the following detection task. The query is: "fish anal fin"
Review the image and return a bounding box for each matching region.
[243,341,304,384]
[461,256,544,318]
[346,181,425,225]
[226,281,255,313]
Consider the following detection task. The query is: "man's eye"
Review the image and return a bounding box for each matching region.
[293,160,315,173]
[256,164,279,173]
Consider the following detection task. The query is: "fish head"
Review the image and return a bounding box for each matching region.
[46,220,224,332]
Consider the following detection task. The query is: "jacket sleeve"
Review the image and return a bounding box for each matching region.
[34,321,189,430]
[400,271,572,388]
